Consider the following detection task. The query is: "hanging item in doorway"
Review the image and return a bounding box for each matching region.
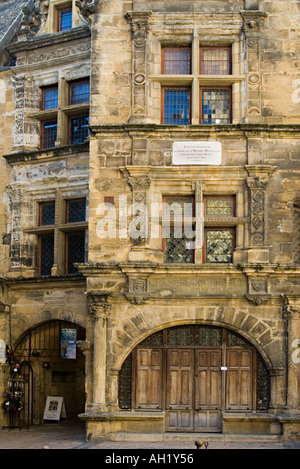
[60,328,77,359]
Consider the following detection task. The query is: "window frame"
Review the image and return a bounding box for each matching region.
[41,86,59,111]
[68,113,90,145]
[162,195,195,264]
[57,5,72,32]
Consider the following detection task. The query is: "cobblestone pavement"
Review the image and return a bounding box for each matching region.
[0,418,299,450]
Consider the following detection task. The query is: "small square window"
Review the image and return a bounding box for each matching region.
[41,121,57,149]
[70,80,90,105]
[69,114,89,144]
[162,88,191,125]
[162,47,191,75]
[58,7,72,31]
[42,87,58,110]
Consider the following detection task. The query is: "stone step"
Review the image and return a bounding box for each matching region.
[107,432,283,443]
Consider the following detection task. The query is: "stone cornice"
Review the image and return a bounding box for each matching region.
[3,141,89,165]
[6,25,91,54]
[89,123,300,137]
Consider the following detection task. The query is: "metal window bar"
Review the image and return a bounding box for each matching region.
[39,202,55,226]
[66,199,86,223]
[39,234,54,276]
[66,231,85,274]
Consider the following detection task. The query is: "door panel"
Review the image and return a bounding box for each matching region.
[166,349,193,431]
[194,349,222,432]
[135,348,162,409]
[226,349,252,411]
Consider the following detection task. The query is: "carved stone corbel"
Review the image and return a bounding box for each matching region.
[245,294,271,306]
[75,0,99,24]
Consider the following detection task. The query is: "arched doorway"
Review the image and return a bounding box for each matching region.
[119,325,270,432]
[13,320,86,424]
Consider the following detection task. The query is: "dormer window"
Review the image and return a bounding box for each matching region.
[58,5,72,31]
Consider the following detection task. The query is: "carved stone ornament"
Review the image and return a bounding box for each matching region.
[128,177,151,191]
[75,0,99,23]
[124,293,149,305]
[125,12,151,48]
[245,294,270,306]
[18,5,41,38]
[241,10,267,36]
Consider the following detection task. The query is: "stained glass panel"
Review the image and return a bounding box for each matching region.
[201,88,230,124]
[165,228,194,263]
[205,229,234,263]
[163,89,190,125]
[205,197,234,217]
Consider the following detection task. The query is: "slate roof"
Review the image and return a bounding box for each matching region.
[0,0,33,53]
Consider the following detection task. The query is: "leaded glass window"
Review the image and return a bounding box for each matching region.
[201,47,231,75]
[66,199,86,223]
[205,196,235,217]
[294,205,300,263]
[163,48,191,74]
[41,121,57,149]
[201,88,231,124]
[39,234,54,276]
[39,202,55,226]
[58,8,72,31]
[162,88,190,125]
[205,228,234,263]
[42,87,58,110]
[165,229,194,263]
[66,232,85,274]
[70,114,89,144]
[70,80,90,105]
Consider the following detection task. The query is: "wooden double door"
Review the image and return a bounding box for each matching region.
[134,345,253,432]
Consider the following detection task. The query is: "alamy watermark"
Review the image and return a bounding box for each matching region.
[96,196,204,249]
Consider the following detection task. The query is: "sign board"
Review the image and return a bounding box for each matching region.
[0,339,6,364]
[172,141,222,165]
[60,328,77,359]
[43,396,67,423]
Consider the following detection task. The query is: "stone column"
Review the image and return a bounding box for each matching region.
[88,292,111,412]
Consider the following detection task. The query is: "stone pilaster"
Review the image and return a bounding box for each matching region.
[241,9,267,122]
[125,10,151,123]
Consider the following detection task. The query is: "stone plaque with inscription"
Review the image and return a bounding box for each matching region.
[172,141,222,165]
[148,277,246,295]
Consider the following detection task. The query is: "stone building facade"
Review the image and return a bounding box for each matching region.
[0,0,300,441]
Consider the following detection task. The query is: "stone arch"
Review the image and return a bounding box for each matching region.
[113,308,279,372]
